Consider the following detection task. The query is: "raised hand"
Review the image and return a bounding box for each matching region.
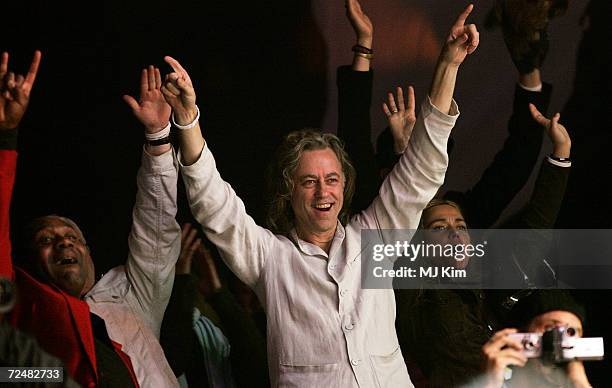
[441,4,479,66]
[346,0,373,47]
[175,223,202,275]
[529,103,571,159]
[481,328,527,388]
[0,51,41,130]
[123,65,171,134]
[382,86,416,154]
[161,56,197,125]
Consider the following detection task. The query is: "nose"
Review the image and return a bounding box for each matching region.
[56,236,75,248]
[314,180,326,198]
[448,228,462,242]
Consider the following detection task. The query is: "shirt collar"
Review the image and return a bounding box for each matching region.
[290,221,345,258]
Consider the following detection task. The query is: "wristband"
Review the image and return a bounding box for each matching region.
[172,105,200,130]
[352,44,373,54]
[147,136,171,146]
[144,122,171,141]
[354,52,373,60]
[549,154,571,163]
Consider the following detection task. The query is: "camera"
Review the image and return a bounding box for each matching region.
[509,326,604,364]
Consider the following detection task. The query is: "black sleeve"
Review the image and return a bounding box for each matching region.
[498,161,570,286]
[0,129,18,151]
[512,160,570,229]
[336,66,380,213]
[208,287,269,388]
[446,83,552,229]
[160,273,198,377]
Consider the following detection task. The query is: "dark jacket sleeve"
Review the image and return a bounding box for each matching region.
[509,160,570,229]
[498,160,570,287]
[336,66,380,213]
[445,83,552,229]
[160,273,198,377]
[209,287,269,388]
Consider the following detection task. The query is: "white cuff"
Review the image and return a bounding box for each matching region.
[546,156,572,168]
[518,82,543,92]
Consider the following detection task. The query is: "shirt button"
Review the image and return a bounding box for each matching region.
[340,289,348,297]
[344,323,354,331]
[329,264,336,270]
[351,359,361,366]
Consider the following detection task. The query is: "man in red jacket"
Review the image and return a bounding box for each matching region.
[0,51,181,387]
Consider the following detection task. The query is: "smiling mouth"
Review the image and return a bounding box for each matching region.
[313,203,333,212]
[55,257,78,265]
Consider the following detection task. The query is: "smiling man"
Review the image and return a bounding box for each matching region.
[157,4,478,387]
[0,51,181,387]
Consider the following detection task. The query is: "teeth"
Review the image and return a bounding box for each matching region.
[57,257,77,265]
[315,204,332,209]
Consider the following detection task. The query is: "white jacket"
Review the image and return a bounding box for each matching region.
[86,148,181,388]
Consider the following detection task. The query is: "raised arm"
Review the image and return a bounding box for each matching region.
[357,4,478,229]
[430,3,479,114]
[122,65,181,333]
[499,107,572,286]
[161,57,273,288]
[337,0,378,212]
[445,8,556,229]
[0,51,41,277]
[346,0,373,72]
[516,105,571,228]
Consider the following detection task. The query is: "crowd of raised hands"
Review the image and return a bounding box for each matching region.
[0,1,594,387]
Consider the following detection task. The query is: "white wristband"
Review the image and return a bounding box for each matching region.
[145,122,171,141]
[518,82,543,92]
[172,105,200,130]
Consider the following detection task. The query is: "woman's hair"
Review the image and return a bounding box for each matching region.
[419,198,464,229]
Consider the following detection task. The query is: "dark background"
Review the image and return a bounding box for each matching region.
[4,0,610,384]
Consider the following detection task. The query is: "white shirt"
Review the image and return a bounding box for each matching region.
[181,98,459,387]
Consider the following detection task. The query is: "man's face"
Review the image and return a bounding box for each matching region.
[526,311,585,384]
[422,204,471,268]
[291,148,344,241]
[30,218,95,298]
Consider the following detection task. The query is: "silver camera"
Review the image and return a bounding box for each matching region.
[509,326,604,364]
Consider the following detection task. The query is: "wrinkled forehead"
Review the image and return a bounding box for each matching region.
[26,216,86,243]
[295,148,343,177]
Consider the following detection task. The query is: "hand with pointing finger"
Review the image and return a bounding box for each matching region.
[161,56,198,126]
[440,4,480,67]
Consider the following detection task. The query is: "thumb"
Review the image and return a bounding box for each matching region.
[455,33,469,46]
[448,33,469,51]
[122,95,139,111]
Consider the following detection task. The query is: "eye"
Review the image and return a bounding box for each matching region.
[65,234,78,241]
[431,225,447,231]
[457,225,468,231]
[302,179,317,188]
[38,236,54,245]
[326,177,339,185]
